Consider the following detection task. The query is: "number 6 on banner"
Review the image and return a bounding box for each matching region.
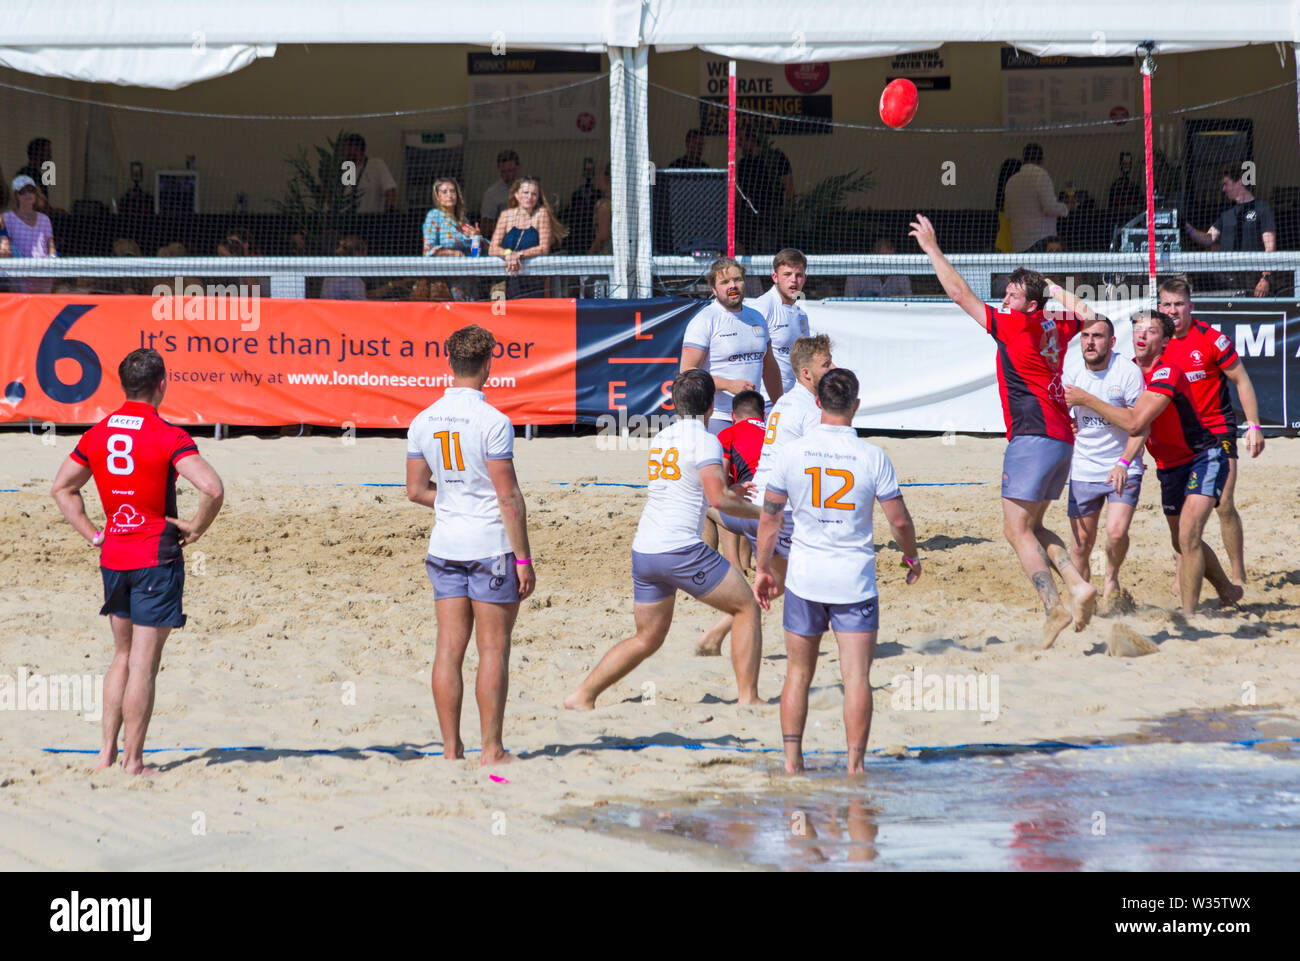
[35,305,102,404]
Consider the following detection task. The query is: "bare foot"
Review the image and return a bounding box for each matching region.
[1041,604,1073,649]
[442,741,465,760]
[563,691,595,711]
[120,760,157,778]
[480,748,513,767]
[93,748,117,772]
[784,759,805,774]
[694,630,727,657]
[737,693,764,707]
[1101,577,1119,601]
[1170,574,1180,598]
[1218,583,1245,608]
[1070,581,1098,632]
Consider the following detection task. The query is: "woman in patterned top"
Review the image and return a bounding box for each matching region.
[422,177,480,301]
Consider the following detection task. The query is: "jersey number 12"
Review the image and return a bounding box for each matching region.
[804,467,855,510]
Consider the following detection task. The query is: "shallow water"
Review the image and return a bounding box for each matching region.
[568,716,1300,871]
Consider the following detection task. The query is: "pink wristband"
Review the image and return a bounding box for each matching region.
[1117,457,1131,467]
[515,557,532,566]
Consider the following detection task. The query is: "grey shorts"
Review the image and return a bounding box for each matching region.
[425,553,519,603]
[707,415,732,436]
[784,588,880,636]
[1001,435,1073,503]
[717,509,792,558]
[1067,476,1142,518]
[631,542,731,603]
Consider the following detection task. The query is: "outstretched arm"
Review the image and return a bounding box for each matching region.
[1065,385,1170,435]
[909,214,986,326]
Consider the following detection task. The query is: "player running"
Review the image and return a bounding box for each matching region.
[699,335,836,656]
[564,370,764,710]
[406,324,534,766]
[1063,315,1147,604]
[754,368,920,774]
[910,213,1096,648]
[750,248,812,410]
[50,348,225,776]
[1065,310,1245,614]
[1157,276,1266,587]
[680,256,784,436]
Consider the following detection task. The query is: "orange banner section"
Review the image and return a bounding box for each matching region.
[0,294,577,427]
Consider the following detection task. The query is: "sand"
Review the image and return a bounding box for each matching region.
[1,428,1297,870]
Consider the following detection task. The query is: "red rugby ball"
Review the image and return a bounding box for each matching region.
[879,78,919,129]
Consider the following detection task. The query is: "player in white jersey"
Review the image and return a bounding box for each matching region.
[681,256,784,436]
[1062,316,1147,603]
[565,370,765,710]
[699,335,836,656]
[750,248,812,407]
[755,369,921,774]
[406,324,534,767]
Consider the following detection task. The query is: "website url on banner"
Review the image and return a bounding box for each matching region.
[285,372,517,389]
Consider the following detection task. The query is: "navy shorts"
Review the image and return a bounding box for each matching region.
[100,560,187,628]
[783,588,880,636]
[1157,448,1230,515]
[1214,432,1238,460]
[631,542,731,603]
[1001,435,1073,502]
[1067,475,1142,519]
[426,553,520,603]
[717,510,792,558]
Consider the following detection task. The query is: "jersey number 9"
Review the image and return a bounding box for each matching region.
[648,447,681,481]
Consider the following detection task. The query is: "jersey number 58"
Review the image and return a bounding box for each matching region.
[648,447,681,480]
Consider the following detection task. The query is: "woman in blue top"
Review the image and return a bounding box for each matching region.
[488,176,567,298]
[422,178,480,300]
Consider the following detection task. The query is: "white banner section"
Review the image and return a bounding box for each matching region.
[802,299,1148,434]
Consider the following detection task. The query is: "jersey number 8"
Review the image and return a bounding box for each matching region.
[648,447,681,480]
[106,433,135,475]
[804,467,855,510]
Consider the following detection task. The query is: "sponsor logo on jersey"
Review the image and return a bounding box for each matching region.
[107,415,145,430]
[1215,334,1231,351]
[1186,370,1207,382]
[1153,367,1171,381]
[110,504,145,529]
[1190,349,1204,364]
[727,352,767,364]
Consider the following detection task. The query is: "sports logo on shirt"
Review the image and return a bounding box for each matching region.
[106,415,145,430]
[111,504,145,529]
[1152,367,1171,381]
[1190,349,1204,364]
[1039,331,1061,367]
[692,570,708,585]
[1188,471,1200,491]
[1215,334,1231,351]
[1245,209,1257,222]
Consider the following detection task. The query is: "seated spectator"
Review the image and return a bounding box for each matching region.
[587,164,612,256]
[844,237,912,297]
[17,138,57,213]
[321,235,369,300]
[342,133,397,213]
[489,176,567,298]
[152,241,190,297]
[217,231,270,296]
[4,175,56,292]
[422,177,480,300]
[1043,235,1065,253]
[111,238,147,294]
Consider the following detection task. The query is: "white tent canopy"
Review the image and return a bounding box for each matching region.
[0,0,1297,87]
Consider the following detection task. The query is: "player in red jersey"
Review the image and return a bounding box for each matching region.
[1157,276,1265,587]
[1066,311,1244,614]
[50,349,224,776]
[711,389,767,571]
[911,213,1097,648]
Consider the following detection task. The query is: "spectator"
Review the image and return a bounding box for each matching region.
[994,157,1022,252]
[1107,151,1144,230]
[1043,235,1065,253]
[111,238,146,295]
[845,236,913,297]
[321,236,368,300]
[17,138,56,213]
[4,175,56,292]
[735,124,792,255]
[668,129,707,169]
[488,176,567,298]
[479,149,520,242]
[587,164,612,256]
[1004,142,1074,252]
[342,133,397,214]
[1185,162,1278,296]
[216,232,269,296]
[421,177,480,301]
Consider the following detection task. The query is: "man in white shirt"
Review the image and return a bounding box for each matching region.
[1063,316,1147,603]
[343,134,398,214]
[749,248,812,408]
[406,324,534,767]
[755,368,920,774]
[700,335,835,656]
[1004,143,1074,253]
[479,149,520,241]
[565,370,765,711]
[681,257,784,435]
